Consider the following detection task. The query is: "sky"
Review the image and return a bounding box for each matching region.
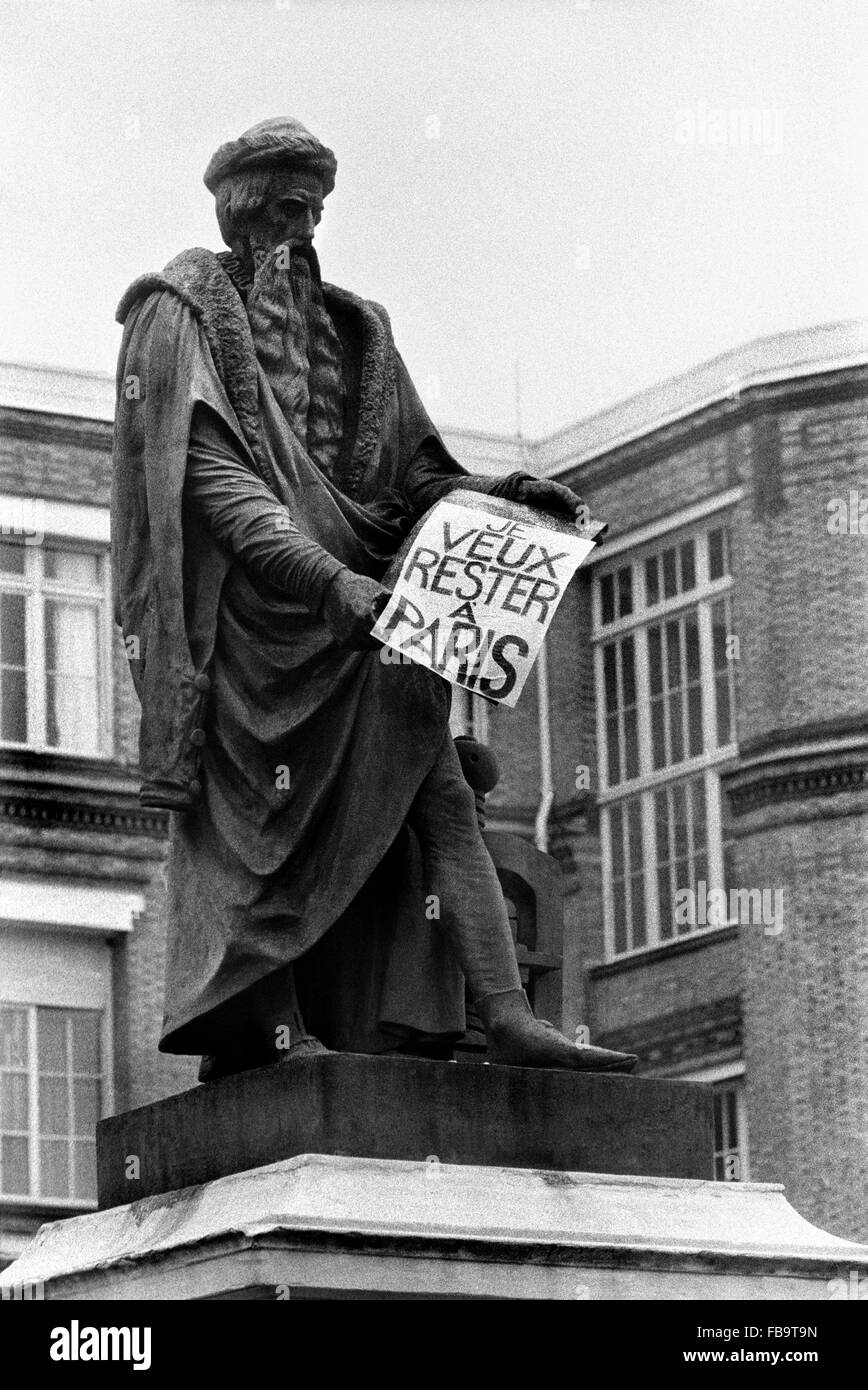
[1,0,866,436]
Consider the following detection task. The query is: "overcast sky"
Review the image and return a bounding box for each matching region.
[1,0,865,436]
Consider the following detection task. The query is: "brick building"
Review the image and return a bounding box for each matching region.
[1,320,866,1269]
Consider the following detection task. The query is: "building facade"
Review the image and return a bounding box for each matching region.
[1,321,866,1268]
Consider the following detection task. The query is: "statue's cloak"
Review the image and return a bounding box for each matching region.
[113,249,478,1054]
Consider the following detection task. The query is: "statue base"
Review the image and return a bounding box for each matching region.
[4,1056,866,1300]
[94,1051,713,1208]
[4,1153,867,1300]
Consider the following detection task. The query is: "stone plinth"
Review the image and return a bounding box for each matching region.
[96,1053,713,1208]
[4,1155,868,1301]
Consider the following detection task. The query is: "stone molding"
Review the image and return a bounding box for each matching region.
[723,735,868,819]
[596,995,742,1073]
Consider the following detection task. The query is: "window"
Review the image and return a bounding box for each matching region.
[0,1006,102,1203]
[0,923,113,1211]
[594,521,737,958]
[0,540,111,755]
[713,1077,749,1182]
[667,1063,749,1181]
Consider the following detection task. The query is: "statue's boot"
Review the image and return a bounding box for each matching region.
[198,969,332,1082]
[477,989,637,1073]
[198,1034,330,1083]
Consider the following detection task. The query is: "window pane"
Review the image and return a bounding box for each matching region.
[645,555,659,607]
[0,541,26,574]
[1,1134,30,1194]
[658,866,673,939]
[45,601,100,753]
[647,625,663,696]
[716,675,732,746]
[2,1072,29,1130]
[623,706,639,781]
[603,643,618,712]
[691,776,707,838]
[617,566,632,618]
[44,549,99,586]
[72,1014,100,1075]
[606,713,620,784]
[672,782,689,863]
[40,1138,70,1197]
[685,611,701,684]
[0,668,27,742]
[665,619,682,691]
[1,591,26,666]
[711,599,729,670]
[680,539,696,591]
[655,790,674,940]
[655,788,670,863]
[668,693,683,763]
[712,600,733,744]
[38,1010,67,1072]
[648,698,665,770]
[662,547,678,598]
[73,1140,97,1201]
[600,573,615,625]
[628,799,643,873]
[610,804,624,879]
[709,526,728,580]
[1,1008,28,1069]
[713,1091,724,1151]
[620,635,636,707]
[726,1088,738,1149]
[0,592,27,742]
[687,685,703,758]
[628,800,645,948]
[73,1079,99,1135]
[613,880,627,956]
[623,708,638,781]
[40,1076,69,1135]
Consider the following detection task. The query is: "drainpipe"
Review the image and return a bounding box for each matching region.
[534,635,554,854]
[514,362,554,854]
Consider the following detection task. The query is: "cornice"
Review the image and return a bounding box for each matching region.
[0,405,112,453]
[0,794,167,838]
[595,994,742,1072]
[0,757,167,839]
[555,367,868,488]
[723,733,868,818]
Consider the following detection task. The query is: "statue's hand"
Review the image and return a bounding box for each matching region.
[511,477,586,521]
[321,570,392,650]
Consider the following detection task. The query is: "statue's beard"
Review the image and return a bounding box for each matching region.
[246,244,316,434]
[245,242,346,474]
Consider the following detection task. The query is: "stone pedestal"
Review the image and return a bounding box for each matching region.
[5,1154,868,1300]
[3,1056,866,1300]
[95,1052,713,1207]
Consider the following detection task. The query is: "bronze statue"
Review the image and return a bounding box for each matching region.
[112,117,636,1079]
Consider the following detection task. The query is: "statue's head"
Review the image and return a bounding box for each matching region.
[204,117,337,269]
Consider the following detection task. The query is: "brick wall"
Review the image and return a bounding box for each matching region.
[734,803,868,1240]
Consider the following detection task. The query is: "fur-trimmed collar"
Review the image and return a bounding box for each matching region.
[116,247,395,499]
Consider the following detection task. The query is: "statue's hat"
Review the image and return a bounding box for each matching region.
[203,117,337,195]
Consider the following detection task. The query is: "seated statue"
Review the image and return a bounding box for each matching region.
[111,117,636,1081]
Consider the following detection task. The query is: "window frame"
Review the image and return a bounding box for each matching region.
[593,516,738,961]
[0,923,115,1212]
[0,1003,105,1207]
[680,1062,750,1182]
[0,536,114,759]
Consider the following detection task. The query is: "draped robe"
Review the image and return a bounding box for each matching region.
[112,250,530,1056]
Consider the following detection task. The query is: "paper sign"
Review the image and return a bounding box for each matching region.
[371,492,598,707]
